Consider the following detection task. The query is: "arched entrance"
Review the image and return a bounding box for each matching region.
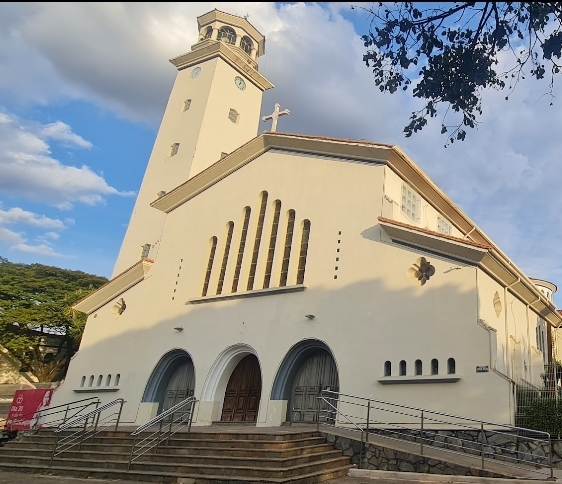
[271,339,339,423]
[220,354,261,422]
[142,349,195,413]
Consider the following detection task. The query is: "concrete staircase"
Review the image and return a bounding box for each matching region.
[0,428,352,483]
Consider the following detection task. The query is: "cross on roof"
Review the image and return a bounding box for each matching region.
[262,103,290,132]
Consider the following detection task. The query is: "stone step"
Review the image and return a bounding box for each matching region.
[38,429,319,441]
[0,446,343,467]
[1,454,351,479]
[1,441,336,458]
[0,461,351,483]
[14,434,327,449]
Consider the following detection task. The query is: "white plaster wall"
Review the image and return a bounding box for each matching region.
[113,52,266,276]
[56,150,511,426]
[383,169,463,237]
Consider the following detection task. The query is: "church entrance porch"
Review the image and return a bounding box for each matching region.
[270,339,339,425]
[220,354,262,422]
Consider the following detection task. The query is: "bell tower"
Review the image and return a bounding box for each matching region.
[112,9,273,276]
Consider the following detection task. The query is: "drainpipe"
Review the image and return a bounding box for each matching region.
[505,278,520,426]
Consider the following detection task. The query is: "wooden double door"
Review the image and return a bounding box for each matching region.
[290,349,339,422]
[220,354,262,422]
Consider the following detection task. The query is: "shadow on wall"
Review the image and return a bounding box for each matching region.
[56,266,508,426]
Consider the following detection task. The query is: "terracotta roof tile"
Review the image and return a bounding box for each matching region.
[378,216,492,250]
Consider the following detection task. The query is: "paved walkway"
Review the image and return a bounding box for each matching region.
[0,470,554,484]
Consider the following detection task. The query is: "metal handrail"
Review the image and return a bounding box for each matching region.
[5,396,100,431]
[318,390,554,478]
[50,398,125,465]
[128,396,197,468]
[56,398,124,432]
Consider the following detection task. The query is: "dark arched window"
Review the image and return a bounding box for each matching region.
[279,210,296,286]
[247,192,268,290]
[415,359,422,375]
[384,361,392,376]
[80,376,86,387]
[447,358,456,374]
[202,236,218,296]
[232,207,251,292]
[264,200,281,288]
[296,220,310,284]
[204,26,213,39]
[431,359,439,375]
[399,360,406,376]
[216,222,234,294]
[240,35,253,55]
[218,26,236,45]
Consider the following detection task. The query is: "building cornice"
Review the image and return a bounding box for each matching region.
[73,259,154,315]
[169,41,273,92]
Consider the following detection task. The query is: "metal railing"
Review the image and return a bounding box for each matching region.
[128,396,197,469]
[50,398,125,465]
[317,390,554,478]
[5,396,100,432]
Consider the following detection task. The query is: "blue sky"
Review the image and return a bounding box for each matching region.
[0,2,561,307]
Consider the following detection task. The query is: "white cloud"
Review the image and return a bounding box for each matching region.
[41,121,92,149]
[43,231,60,240]
[0,112,134,208]
[0,204,69,257]
[0,226,25,246]
[13,243,66,258]
[0,206,66,230]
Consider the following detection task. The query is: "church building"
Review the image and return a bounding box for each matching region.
[51,9,562,428]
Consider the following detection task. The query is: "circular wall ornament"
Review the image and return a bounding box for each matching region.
[234,76,246,90]
[191,67,201,79]
[407,257,435,286]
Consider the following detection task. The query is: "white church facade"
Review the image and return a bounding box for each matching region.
[51,9,562,428]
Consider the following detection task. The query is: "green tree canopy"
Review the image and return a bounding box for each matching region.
[0,257,107,381]
[360,2,562,144]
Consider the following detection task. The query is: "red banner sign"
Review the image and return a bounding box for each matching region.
[6,388,54,430]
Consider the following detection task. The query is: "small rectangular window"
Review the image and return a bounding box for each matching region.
[401,183,421,223]
[183,99,191,111]
[438,216,452,235]
[228,108,239,123]
[170,143,180,157]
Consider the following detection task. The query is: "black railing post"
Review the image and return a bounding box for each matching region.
[480,422,484,469]
[420,411,424,456]
[366,401,370,443]
[128,434,137,470]
[115,399,124,430]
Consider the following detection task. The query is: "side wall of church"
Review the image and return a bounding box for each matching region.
[476,269,548,389]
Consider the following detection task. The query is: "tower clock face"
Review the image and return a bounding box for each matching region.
[234,76,246,91]
[191,67,201,78]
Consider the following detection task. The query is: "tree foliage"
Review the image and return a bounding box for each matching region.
[0,258,107,382]
[360,2,562,144]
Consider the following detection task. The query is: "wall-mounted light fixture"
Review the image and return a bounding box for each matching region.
[174,327,184,331]
[305,314,315,320]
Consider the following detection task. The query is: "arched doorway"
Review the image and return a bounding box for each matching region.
[271,340,339,423]
[142,350,195,413]
[220,354,262,422]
